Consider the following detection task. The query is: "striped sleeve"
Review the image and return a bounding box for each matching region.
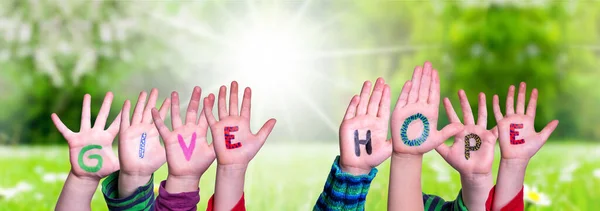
[422,190,468,211]
[101,171,155,211]
[313,156,378,211]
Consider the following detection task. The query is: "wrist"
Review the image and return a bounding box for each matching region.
[217,163,248,176]
[118,172,152,198]
[500,158,530,168]
[68,171,100,186]
[339,165,372,176]
[392,152,423,160]
[165,174,200,193]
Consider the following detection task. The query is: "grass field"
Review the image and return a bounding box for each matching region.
[0,142,599,211]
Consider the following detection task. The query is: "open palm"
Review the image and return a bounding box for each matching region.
[493,82,559,161]
[119,88,170,176]
[152,87,216,178]
[51,93,121,180]
[203,81,277,166]
[436,91,496,175]
[339,78,392,175]
[391,62,463,155]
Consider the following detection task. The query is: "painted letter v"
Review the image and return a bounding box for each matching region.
[177,132,196,161]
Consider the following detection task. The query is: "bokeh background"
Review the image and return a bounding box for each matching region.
[1,0,599,210]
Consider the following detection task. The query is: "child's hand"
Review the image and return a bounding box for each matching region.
[436,90,496,176]
[51,93,121,180]
[203,81,277,167]
[339,78,392,175]
[117,89,170,197]
[151,87,216,192]
[493,82,559,162]
[390,62,463,155]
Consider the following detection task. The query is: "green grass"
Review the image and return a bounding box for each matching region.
[0,143,598,210]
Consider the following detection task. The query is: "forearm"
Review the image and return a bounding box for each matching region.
[214,164,247,211]
[493,159,527,211]
[460,172,493,211]
[56,172,99,211]
[118,172,152,198]
[388,153,423,211]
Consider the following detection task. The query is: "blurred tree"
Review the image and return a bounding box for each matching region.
[0,0,167,144]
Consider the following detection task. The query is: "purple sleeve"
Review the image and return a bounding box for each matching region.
[155,180,200,211]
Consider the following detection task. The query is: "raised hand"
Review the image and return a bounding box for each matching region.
[390,62,463,155]
[51,92,121,180]
[117,88,170,197]
[339,78,392,175]
[493,82,559,161]
[151,87,216,193]
[436,90,496,211]
[203,81,277,166]
[204,81,276,210]
[492,82,559,210]
[436,90,496,176]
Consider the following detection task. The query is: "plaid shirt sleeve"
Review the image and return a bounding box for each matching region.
[422,190,469,211]
[313,156,378,211]
[101,171,155,211]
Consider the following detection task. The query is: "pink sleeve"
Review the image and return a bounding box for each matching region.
[155,180,200,211]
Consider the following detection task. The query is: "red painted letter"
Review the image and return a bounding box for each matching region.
[224,126,242,149]
[510,123,524,145]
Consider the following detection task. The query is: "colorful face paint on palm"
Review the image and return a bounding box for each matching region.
[177,133,196,161]
[400,113,430,146]
[139,132,147,158]
[510,123,525,145]
[224,126,242,149]
[77,145,103,173]
[354,130,372,157]
[464,133,482,160]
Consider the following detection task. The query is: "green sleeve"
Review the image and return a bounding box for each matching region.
[101,171,155,211]
[422,190,468,211]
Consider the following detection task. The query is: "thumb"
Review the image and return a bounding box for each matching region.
[438,122,464,141]
[256,119,277,144]
[538,120,559,141]
[435,142,452,162]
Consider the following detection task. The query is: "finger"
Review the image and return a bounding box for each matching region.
[185,86,202,125]
[407,66,423,103]
[395,81,412,108]
[229,81,239,116]
[477,92,488,128]
[120,100,131,132]
[240,87,252,120]
[367,78,385,116]
[218,85,228,119]
[80,94,91,131]
[428,69,441,106]
[94,92,114,130]
[170,91,183,129]
[506,85,516,115]
[142,88,159,124]
[435,142,452,162]
[131,91,148,124]
[526,88,538,118]
[197,107,209,128]
[158,97,171,121]
[439,122,464,141]
[256,119,277,144]
[152,108,170,138]
[492,95,503,122]
[516,82,526,114]
[203,94,218,126]
[51,113,73,137]
[343,95,360,120]
[458,90,475,125]
[491,126,498,138]
[538,120,559,141]
[377,84,391,119]
[418,62,432,103]
[106,111,122,136]
[443,97,461,123]
[356,80,372,115]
